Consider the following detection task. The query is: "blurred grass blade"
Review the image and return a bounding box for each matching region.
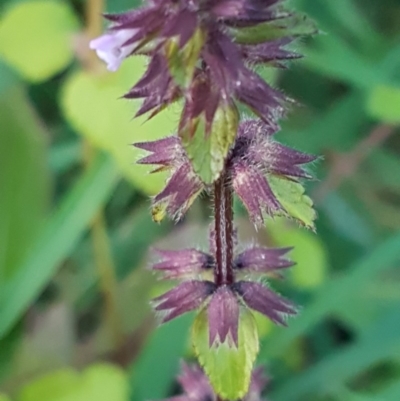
[130,315,192,401]
[0,153,120,339]
[0,86,50,284]
[271,307,400,400]
[260,230,400,360]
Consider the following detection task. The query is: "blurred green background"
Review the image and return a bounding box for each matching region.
[1,0,400,400]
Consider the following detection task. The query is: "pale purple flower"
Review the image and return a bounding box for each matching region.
[89,29,137,71]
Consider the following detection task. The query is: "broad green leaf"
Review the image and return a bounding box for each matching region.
[19,364,128,401]
[0,0,79,82]
[181,104,238,184]
[268,219,328,289]
[62,58,177,195]
[230,13,318,44]
[0,153,119,339]
[0,396,10,401]
[367,85,400,123]
[268,175,316,229]
[192,307,259,400]
[0,86,50,283]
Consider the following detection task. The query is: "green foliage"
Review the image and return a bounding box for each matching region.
[19,364,128,401]
[0,86,50,283]
[181,104,239,184]
[192,307,259,400]
[61,58,177,195]
[367,85,400,123]
[268,219,328,289]
[268,176,317,229]
[165,28,205,88]
[0,153,119,338]
[0,0,79,82]
[130,315,192,401]
[231,13,318,44]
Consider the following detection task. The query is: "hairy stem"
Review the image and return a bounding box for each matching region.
[213,171,234,286]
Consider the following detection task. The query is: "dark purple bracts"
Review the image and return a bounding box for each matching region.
[150,230,296,346]
[135,119,316,225]
[90,0,310,130]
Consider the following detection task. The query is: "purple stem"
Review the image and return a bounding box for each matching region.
[213,172,234,286]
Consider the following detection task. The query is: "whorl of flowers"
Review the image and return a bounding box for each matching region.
[151,229,296,346]
[135,119,316,224]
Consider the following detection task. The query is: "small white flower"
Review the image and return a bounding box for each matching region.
[89,29,137,72]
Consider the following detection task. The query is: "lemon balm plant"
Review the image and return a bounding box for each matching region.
[90,0,318,399]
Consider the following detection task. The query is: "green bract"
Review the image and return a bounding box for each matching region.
[230,13,318,45]
[269,175,317,230]
[192,307,259,400]
[181,104,239,184]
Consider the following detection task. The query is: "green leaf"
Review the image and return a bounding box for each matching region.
[165,28,205,87]
[61,58,177,195]
[181,104,238,184]
[0,395,11,401]
[367,85,400,123]
[268,219,328,289]
[0,153,119,339]
[19,364,128,401]
[230,13,318,44]
[0,0,79,82]
[0,86,50,284]
[268,175,316,229]
[192,307,259,400]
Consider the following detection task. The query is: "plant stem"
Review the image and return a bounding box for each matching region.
[91,211,124,346]
[86,0,104,70]
[213,171,234,286]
